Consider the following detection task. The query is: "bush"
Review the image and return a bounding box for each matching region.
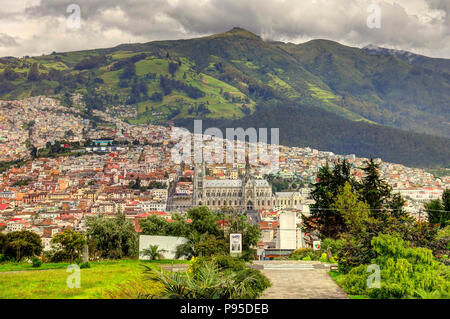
[340,265,370,295]
[213,255,246,271]
[340,234,450,299]
[320,253,329,263]
[337,236,374,273]
[289,248,321,261]
[368,283,405,299]
[80,262,91,269]
[302,256,312,261]
[0,254,14,263]
[153,257,270,299]
[232,268,271,298]
[321,238,344,255]
[31,257,42,268]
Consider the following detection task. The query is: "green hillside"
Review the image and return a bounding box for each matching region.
[177,102,450,168]
[280,39,450,137]
[0,27,449,167]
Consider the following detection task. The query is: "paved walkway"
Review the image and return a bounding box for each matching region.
[254,261,348,299]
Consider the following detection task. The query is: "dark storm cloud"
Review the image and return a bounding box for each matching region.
[1,0,449,58]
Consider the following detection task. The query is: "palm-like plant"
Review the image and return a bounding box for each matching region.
[414,289,444,299]
[142,245,167,260]
[175,232,201,259]
[142,261,260,299]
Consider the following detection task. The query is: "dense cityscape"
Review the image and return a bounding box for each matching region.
[1,96,448,254]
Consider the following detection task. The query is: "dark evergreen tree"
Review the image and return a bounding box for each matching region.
[359,158,392,213]
[302,160,355,239]
[424,189,450,228]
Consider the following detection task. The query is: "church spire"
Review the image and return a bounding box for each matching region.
[244,155,250,182]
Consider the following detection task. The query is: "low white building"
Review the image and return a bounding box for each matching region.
[6,220,27,232]
[138,201,167,212]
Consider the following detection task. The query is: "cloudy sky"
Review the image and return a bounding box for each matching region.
[0,0,449,58]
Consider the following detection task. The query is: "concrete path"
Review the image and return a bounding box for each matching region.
[254,261,348,299]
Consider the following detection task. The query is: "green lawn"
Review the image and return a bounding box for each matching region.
[0,259,189,299]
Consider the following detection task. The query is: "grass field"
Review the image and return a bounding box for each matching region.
[0,259,190,299]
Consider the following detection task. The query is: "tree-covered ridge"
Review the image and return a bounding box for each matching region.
[177,102,450,168]
[0,28,449,167]
[1,27,449,134]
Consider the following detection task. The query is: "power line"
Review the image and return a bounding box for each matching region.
[308,207,450,213]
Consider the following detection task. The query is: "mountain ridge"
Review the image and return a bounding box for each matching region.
[0,28,448,167]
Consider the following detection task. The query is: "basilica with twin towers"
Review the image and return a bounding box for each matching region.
[192,157,308,212]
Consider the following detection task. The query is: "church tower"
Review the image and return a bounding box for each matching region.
[241,155,255,211]
[193,158,206,206]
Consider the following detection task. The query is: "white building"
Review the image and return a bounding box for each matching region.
[276,212,298,250]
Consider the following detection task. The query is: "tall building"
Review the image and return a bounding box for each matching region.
[276,211,299,249]
[192,157,274,212]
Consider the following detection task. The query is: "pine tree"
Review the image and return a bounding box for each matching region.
[359,158,391,212]
[303,160,355,239]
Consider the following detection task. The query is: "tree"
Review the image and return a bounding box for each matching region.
[51,229,86,263]
[3,67,20,81]
[443,189,450,214]
[119,62,136,79]
[86,213,138,259]
[389,193,408,219]
[142,245,166,260]
[27,63,40,82]
[227,214,261,260]
[424,189,450,228]
[187,206,221,236]
[195,234,228,257]
[175,232,201,259]
[425,199,447,228]
[175,232,228,259]
[303,160,354,239]
[0,233,7,255]
[169,62,179,76]
[332,182,370,236]
[139,214,169,236]
[5,231,42,261]
[359,158,392,212]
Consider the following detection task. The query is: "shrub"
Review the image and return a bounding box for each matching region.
[213,255,246,271]
[337,236,374,273]
[340,234,450,299]
[232,268,271,298]
[0,254,14,263]
[321,238,344,255]
[31,257,42,268]
[80,262,91,269]
[145,258,270,299]
[340,265,370,295]
[289,248,321,261]
[320,253,329,263]
[302,256,312,261]
[368,283,406,299]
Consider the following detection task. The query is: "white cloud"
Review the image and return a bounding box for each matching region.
[0,0,448,58]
